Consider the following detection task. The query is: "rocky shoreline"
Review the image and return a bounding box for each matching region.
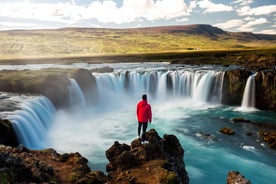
[0,129,190,184]
[0,128,254,184]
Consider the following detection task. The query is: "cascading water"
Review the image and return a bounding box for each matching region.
[93,70,225,105]
[241,73,257,109]
[8,96,56,149]
[4,64,276,184]
[68,78,87,111]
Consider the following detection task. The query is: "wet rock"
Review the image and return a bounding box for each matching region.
[255,71,276,112]
[259,131,276,149]
[0,119,18,147]
[0,145,107,184]
[222,69,252,105]
[105,129,189,184]
[220,127,235,135]
[40,73,71,109]
[71,69,97,105]
[227,171,251,184]
[90,66,114,73]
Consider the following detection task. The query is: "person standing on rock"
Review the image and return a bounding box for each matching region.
[136,94,152,143]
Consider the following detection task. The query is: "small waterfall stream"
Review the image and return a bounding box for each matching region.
[241,73,257,109]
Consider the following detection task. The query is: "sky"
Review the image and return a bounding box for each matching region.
[0,0,275,34]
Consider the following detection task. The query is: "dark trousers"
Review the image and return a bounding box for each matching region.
[138,122,148,141]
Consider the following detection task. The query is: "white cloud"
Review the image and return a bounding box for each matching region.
[175,17,189,22]
[237,5,276,16]
[232,0,253,6]
[258,29,276,35]
[237,18,268,32]
[214,17,268,33]
[197,0,233,13]
[0,0,193,26]
[214,19,244,29]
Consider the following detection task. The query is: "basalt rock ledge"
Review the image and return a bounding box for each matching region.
[0,129,189,184]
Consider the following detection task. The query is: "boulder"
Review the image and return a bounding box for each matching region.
[259,131,276,149]
[227,171,251,184]
[105,129,189,184]
[220,127,235,135]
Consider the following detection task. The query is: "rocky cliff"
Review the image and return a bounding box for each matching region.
[106,129,189,184]
[222,69,276,112]
[0,129,189,184]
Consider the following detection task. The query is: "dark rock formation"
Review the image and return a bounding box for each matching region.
[0,145,107,184]
[222,69,252,105]
[0,69,71,109]
[227,171,251,184]
[0,129,189,184]
[255,71,276,111]
[220,127,235,135]
[259,131,276,149]
[105,129,189,184]
[39,73,71,108]
[90,66,114,73]
[71,69,98,105]
[0,119,18,146]
[232,117,276,149]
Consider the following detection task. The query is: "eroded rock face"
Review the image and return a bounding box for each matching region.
[255,71,276,111]
[0,145,107,184]
[227,171,251,184]
[40,74,71,109]
[105,129,189,184]
[222,69,251,106]
[0,119,18,147]
[71,69,97,105]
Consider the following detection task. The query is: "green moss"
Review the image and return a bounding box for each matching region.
[0,172,12,184]
[162,172,178,184]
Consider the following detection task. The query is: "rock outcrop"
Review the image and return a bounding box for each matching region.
[105,129,189,184]
[227,171,251,184]
[0,119,18,146]
[222,69,252,106]
[255,70,276,111]
[71,69,98,105]
[0,69,71,108]
[0,145,107,184]
[0,129,189,184]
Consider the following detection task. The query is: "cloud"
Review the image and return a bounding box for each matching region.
[232,0,253,6]
[237,5,276,16]
[0,0,194,26]
[214,19,244,30]
[238,18,268,32]
[197,0,233,13]
[214,17,268,32]
[258,29,276,35]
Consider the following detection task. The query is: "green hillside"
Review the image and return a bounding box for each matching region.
[0,24,275,60]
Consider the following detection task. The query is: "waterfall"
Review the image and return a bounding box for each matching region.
[93,70,225,104]
[241,73,257,109]
[9,68,225,149]
[68,78,87,110]
[8,96,56,149]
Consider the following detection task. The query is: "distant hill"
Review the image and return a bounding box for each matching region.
[0,24,275,60]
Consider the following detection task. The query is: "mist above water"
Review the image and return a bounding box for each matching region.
[3,63,276,184]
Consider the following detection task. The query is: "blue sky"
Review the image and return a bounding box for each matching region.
[0,0,275,34]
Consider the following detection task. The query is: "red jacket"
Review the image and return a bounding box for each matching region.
[136,99,152,123]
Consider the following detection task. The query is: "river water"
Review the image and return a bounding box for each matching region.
[1,63,276,184]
